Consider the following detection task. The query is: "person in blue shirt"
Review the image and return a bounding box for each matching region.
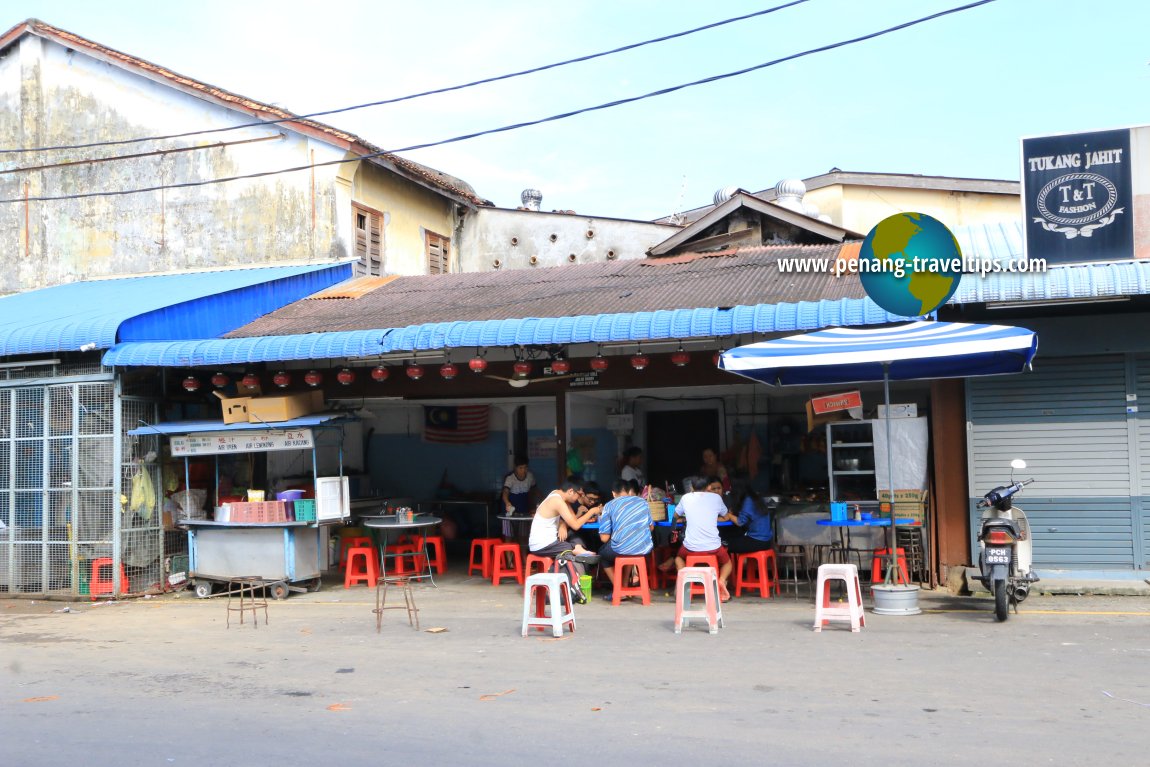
[727,487,775,554]
[597,479,654,593]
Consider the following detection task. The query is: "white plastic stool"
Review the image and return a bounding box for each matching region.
[674,566,724,634]
[813,563,866,633]
[521,572,576,638]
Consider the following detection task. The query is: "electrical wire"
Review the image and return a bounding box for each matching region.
[0,2,809,155]
[0,0,996,205]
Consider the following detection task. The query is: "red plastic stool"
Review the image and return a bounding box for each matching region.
[90,557,129,599]
[684,553,720,597]
[386,543,419,575]
[525,554,553,579]
[735,550,779,598]
[412,535,447,574]
[340,535,373,568]
[490,543,524,586]
[469,537,501,579]
[344,546,379,588]
[871,547,911,585]
[651,546,675,588]
[611,555,651,605]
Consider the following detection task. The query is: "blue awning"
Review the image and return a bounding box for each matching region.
[0,262,352,357]
[128,412,347,436]
[103,297,911,366]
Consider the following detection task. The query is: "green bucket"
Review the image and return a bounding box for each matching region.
[579,574,592,601]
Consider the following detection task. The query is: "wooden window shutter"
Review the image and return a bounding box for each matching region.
[353,205,383,276]
[427,231,449,275]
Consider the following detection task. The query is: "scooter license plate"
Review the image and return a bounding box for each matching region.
[985,547,1011,565]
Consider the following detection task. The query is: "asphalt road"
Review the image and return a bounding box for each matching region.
[3,575,1149,766]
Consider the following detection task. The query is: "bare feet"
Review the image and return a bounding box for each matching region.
[657,559,675,573]
[718,581,731,602]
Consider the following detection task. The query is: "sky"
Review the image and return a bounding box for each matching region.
[8,0,1150,220]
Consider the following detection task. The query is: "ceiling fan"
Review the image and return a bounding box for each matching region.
[484,373,578,388]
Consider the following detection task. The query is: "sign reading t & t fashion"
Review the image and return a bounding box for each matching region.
[1022,128,1133,264]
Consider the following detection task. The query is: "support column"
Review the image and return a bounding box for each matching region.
[555,390,567,486]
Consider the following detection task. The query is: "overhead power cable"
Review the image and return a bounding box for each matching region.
[0,1,809,155]
[0,0,997,205]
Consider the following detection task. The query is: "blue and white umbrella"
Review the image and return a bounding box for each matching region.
[719,320,1037,597]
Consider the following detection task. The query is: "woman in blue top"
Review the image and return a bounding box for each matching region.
[727,487,775,554]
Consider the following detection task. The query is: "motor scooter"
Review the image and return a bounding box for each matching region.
[977,458,1039,621]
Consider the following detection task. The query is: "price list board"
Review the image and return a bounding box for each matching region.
[171,428,315,456]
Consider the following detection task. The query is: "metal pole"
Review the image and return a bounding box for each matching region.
[884,363,897,585]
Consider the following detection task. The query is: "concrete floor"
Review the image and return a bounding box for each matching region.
[3,570,1150,766]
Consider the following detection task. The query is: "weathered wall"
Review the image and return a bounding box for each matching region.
[805,185,1020,234]
[460,207,680,272]
[349,160,456,274]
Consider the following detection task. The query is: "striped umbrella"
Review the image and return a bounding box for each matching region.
[719,321,1038,603]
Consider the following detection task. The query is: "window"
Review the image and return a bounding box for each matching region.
[426,231,450,275]
[353,204,383,276]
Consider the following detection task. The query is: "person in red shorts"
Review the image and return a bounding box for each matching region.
[672,476,737,600]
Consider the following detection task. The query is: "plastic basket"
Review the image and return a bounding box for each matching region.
[293,499,317,522]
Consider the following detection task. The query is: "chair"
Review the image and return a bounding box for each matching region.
[684,553,719,597]
[344,546,379,588]
[90,557,130,599]
[610,555,651,605]
[871,547,911,585]
[775,549,809,599]
[813,563,866,632]
[524,554,554,580]
[226,576,269,628]
[337,529,369,567]
[490,542,524,586]
[521,573,576,637]
[734,550,779,598]
[674,566,724,634]
[468,537,502,579]
[375,576,419,632]
[385,542,419,576]
[413,534,447,574]
[650,546,674,588]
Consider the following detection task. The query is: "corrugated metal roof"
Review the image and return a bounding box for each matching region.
[950,221,1150,304]
[228,243,868,337]
[102,297,909,367]
[0,263,351,357]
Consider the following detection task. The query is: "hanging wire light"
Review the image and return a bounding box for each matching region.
[182,375,200,392]
[440,362,459,380]
[337,368,356,385]
[371,365,389,382]
[304,370,323,387]
[590,344,609,371]
[241,372,260,389]
[630,343,649,371]
[406,362,425,380]
[671,342,690,367]
[210,372,230,388]
[272,371,291,388]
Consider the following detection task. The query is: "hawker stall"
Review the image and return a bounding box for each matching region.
[129,413,351,598]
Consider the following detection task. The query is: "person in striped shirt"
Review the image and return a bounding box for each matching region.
[597,479,654,593]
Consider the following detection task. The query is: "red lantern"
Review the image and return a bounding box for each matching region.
[182,375,200,392]
[551,359,571,375]
[468,356,488,373]
[304,370,323,387]
[337,368,356,385]
[513,361,532,378]
[210,372,229,388]
[406,364,424,380]
[630,354,650,371]
[590,355,609,372]
[272,371,291,388]
[241,373,260,390]
[671,351,691,367]
[440,362,459,380]
[371,365,389,382]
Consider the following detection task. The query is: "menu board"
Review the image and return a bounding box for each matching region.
[171,428,314,456]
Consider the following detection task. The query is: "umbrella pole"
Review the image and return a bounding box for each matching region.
[883,363,897,585]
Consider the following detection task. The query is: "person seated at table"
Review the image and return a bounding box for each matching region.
[659,476,736,600]
[597,479,654,595]
[528,481,599,576]
[727,487,775,554]
[619,446,645,488]
[700,447,731,493]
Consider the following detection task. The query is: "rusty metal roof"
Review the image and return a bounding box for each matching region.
[227,243,866,338]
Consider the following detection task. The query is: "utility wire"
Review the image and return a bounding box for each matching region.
[0,1,809,155]
[0,0,996,205]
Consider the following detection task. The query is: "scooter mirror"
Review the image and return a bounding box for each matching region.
[1010,459,1027,470]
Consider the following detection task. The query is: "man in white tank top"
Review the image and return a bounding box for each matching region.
[528,481,599,574]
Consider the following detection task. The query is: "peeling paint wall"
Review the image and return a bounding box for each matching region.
[460,207,680,272]
[0,35,455,293]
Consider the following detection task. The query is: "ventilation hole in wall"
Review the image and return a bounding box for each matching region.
[492,258,502,269]
[586,229,595,239]
[549,233,558,242]
[567,253,577,263]
[510,237,519,246]
[529,256,539,266]
[606,249,617,259]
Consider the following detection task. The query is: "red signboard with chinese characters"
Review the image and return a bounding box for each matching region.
[810,390,862,415]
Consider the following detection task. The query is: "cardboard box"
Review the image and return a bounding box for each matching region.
[247,392,318,423]
[213,391,252,424]
[878,489,927,524]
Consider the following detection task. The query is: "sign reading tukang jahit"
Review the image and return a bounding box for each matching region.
[1022,128,1133,265]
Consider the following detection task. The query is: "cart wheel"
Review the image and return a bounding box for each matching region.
[193,582,213,599]
[270,582,290,600]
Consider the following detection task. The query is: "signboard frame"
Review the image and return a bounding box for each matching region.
[171,428,316,457]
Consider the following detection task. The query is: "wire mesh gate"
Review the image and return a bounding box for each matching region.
[0,366,160,598]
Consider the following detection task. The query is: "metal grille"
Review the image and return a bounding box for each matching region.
[0,366,161,598]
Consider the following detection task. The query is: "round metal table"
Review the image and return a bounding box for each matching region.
[362,515,443,586]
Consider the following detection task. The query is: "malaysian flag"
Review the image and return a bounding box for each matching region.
[423,405,490,444]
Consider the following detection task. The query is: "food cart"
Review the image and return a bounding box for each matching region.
[130,414,351,599]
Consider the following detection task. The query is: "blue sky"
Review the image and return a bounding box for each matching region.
[9,0,1150,219]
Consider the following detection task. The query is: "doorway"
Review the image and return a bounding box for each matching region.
[645,409,719,491]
